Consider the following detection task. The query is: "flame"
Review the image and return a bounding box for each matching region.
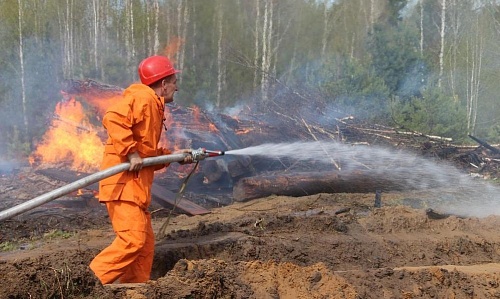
[31,98,104,172]
[236,128,253,135]
[208,123,218,132]
[192,105,201,122]
[162,37,184,62]
[82,93,122,118]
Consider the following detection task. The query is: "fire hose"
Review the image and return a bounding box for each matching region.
[0,148,224,222]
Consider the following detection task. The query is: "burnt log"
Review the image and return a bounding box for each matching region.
[468,135,500,155]
[233,171,417,202]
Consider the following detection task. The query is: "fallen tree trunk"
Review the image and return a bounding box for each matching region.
[232,171,417,202]
[468,135,500,155]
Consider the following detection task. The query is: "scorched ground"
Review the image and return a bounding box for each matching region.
[2,165,500,298]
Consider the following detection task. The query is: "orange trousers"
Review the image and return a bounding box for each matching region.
[89,200,155,284]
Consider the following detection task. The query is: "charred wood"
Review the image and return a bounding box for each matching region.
[232,171,414,202]
[468,135,500,155]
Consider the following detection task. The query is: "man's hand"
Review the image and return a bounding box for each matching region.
[174,149,194,164]
[127,152,143,171]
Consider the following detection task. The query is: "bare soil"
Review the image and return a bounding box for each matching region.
[2,166,500,299]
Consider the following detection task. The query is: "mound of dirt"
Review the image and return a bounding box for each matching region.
[2,189,500,298]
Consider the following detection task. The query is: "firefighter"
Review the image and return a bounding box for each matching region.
[89,55,192,284]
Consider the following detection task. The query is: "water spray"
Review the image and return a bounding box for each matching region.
[3,140,500,221]
[224,141,500,218]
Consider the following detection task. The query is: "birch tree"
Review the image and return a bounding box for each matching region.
[58,0,75,78]
[92,0,100,74]
[179,1,190,76]
[190,1,196,61]
[419,0,424,55]
[446,0,463,102]
[260,0,274,103]
[176,0,183,64]
[144,0,152,55]
[370,0,376,34]
[153,0,160,54]
[124,0,136,73]
[321,0,330,58]
[253,0,261,90]
[465,16,483,135]
[438,0,446,88]
[216,0,226,107]
[17,0,28,138]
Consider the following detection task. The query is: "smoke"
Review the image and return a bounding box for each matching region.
[227,141,500,218]
[0,160,19,175]
[399,0,420,19]
[0,37,61,156]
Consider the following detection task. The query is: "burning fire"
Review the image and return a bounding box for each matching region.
[31,91,177,173]
[163,37,184,61]
[31,98,104,172]
[31,38,197,173]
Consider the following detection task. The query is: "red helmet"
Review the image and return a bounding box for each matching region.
[138,55,180,85]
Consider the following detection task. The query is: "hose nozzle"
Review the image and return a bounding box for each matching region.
[191,148,225,161]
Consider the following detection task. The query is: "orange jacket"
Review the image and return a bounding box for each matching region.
[98,84,171,209]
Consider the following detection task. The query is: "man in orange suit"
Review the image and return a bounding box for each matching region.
[89,55,192,284]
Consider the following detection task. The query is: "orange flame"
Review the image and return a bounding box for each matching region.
[208,123,218,132]
[162,37,184,62]
[236,128,253,135]
[31,98,104,172]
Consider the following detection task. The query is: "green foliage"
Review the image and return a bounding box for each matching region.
[486,124,500,143]
[386,0,410,26]
[0,0,500,152]
[391,87,468,140]
[314,57,391,122]
[0,241,16,252]
[6,126,31,159]
[43,229,74,240]
[368,24,423,98]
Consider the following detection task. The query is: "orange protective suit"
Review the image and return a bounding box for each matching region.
[90,84,170,284]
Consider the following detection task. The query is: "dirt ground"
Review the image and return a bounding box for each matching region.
[2,165,500,299]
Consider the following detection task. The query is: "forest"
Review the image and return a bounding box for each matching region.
[1,0,500,159]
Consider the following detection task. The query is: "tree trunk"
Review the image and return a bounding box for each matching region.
[190,1,196,61]
[145,0,152,55]
[419,0,424,55]
[179,1,189,80]
[216,0,224,108]
[321,1,329,58]
[125,0,136,71]
[92,0,99,73]
[233,170,415,202]
[17,0,28,139]
[153,0,160,54]
[176,0,183,64]
[466,19,483,135]
[253,0,260,90]
[58,0,74,78]
[438,0,446,88]
[260,0,273,103]
[370,0,376,34]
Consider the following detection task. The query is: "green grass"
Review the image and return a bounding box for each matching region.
[43,229,75,240]
[0,241,16,252]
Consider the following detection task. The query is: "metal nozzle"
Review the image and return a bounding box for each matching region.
[204,149,225,157]
[190,148,225,161]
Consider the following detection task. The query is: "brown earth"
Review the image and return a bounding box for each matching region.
[2,166,500,299]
